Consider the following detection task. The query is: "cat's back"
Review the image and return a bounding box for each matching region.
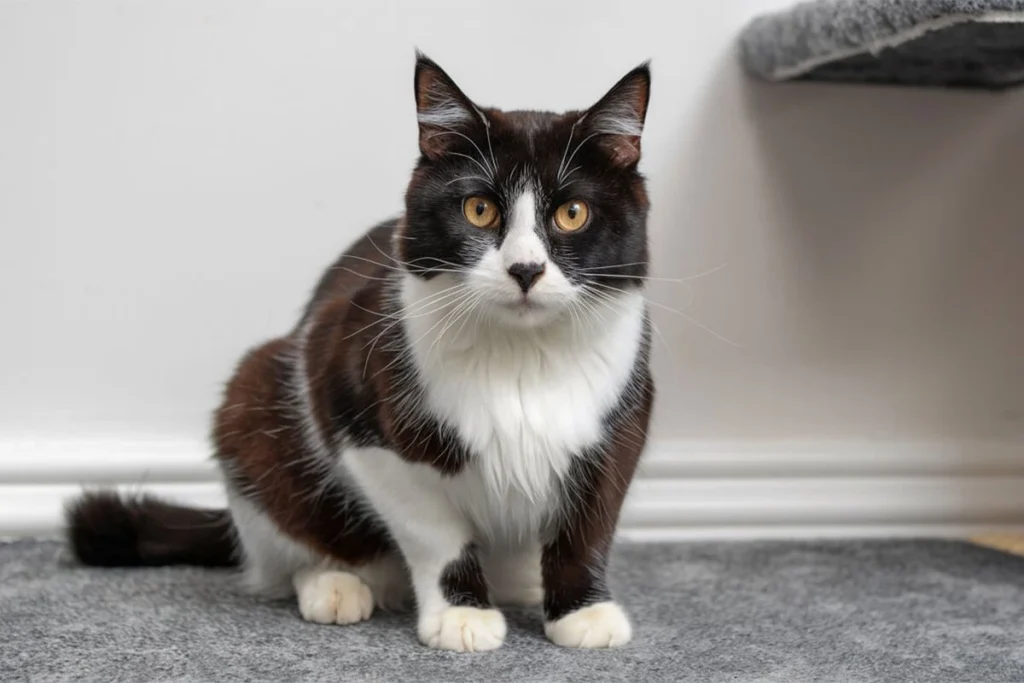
[298,219,399,326]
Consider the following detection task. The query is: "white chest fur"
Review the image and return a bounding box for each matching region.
[399,274,646,518]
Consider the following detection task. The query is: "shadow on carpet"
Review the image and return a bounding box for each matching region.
[2,539,1024,682]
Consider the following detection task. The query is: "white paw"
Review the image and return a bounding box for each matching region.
[294,570,374,625]
[418,606,507,652]
[545,601,632,648]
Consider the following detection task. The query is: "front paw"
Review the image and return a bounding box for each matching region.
[418,606,507,652]
[545,601,632,648]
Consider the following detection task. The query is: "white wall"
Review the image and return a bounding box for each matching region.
[2,1,1022,538]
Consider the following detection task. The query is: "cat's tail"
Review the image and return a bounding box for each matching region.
[65,491,238,568]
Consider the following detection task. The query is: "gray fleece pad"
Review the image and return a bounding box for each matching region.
[740,0,1024,89]
[4,541,1024,682]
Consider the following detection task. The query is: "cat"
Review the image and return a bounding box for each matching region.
[66,53,655,652]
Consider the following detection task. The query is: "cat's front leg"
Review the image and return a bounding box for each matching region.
[342,447,506,652]
[414,543,506,651]
[542,379,653,649]
[542,495,633,649]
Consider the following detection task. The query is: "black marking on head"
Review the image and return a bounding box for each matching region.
[400,56,652,292]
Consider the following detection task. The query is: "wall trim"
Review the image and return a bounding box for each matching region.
[2,437,1022,540]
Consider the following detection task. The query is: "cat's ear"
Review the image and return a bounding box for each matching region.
[581,63,651,168]
[414,53,481,161]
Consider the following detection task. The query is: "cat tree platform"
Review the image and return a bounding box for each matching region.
[740,0,1024,89]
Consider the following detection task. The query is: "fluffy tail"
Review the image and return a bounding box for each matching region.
[65,491,238,567]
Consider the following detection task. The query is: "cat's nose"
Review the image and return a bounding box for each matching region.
[507,262,545,293]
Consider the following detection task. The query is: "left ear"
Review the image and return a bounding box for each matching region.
[581,63,651,168]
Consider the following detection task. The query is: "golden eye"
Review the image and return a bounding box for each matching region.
[462,196,500,229]
[554,199,590,232]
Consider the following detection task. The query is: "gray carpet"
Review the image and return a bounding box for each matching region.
[3,539,1024,682]
[740,0,1024,89]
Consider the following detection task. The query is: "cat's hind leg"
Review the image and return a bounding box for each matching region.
[228,489,407,622]
[214,338,405,623]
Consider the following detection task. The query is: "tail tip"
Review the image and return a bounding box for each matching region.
[65,491,145,567]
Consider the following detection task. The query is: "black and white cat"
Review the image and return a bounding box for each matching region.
[68,54,655,652]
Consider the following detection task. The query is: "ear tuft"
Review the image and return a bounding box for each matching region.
[414,55,478,160]
[584,63,651,168]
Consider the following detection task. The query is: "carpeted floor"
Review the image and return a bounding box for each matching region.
[3,539,1024,682]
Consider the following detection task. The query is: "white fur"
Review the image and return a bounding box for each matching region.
[228,184,646,650]
[417,88,474,129]
[346,257,645,650]
[400,272,645,521]
[417,105,473,129]
[588,78,645,138]
[545,601,633,648]
[462,190,577,325]
[399,184,647,522]
[229,490,319,597]
[589,107,644,137]
[341,446,474,619]
[501,191,545,267]
[419,606,507,652]
[293,568,373,625]
[331,255,644,650]
[228,489,411,609]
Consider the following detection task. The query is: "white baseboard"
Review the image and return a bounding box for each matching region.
[1,437,1022,540]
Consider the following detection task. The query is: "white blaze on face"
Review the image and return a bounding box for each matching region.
[500,190,545,271]
[461,186,579,327]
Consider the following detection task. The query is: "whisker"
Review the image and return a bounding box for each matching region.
[447,152,495,182]
[475,107,499,179]
[575,262,651,272]
[648,320,677,371]
[363,289,473,378]
[670,310,741,348]
[556,117,584,181]
[429,291,484,357]
[559,132,601,183]
[577,261,729,283]
[343,284,467,340]
[338,253,464,277]
[374,291,477,378]
[445,175,492,187]
[424,129,495,177]
[585,273,688,284]
[676,262,729,282]
[558,165,582,189]
[329,265,393,282]
[368,235,473,274]
[450,289,491,344]
[584,283,741,348]
[355,290,467,348]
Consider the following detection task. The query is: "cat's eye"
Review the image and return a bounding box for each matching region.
[554,200,590,232]
[462,196,501,229]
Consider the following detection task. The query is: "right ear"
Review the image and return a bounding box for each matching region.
[414,53,481,161]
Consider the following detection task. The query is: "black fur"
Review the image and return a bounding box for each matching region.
[61,56,655,628]
[66,492,237,568]
[439,544,490,608]
[399,57,651,293]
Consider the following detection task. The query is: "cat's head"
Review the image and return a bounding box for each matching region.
[397,54,651,328]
